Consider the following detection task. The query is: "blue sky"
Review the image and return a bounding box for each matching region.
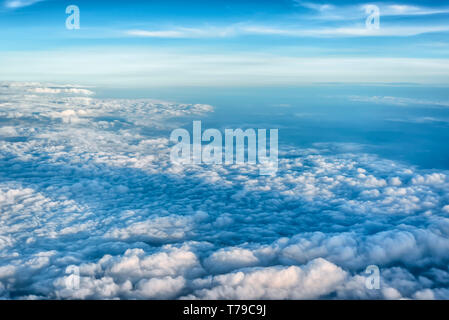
[2,2,449,301]
[1,0,449,86]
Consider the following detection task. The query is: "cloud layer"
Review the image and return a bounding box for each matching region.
[1,83,449,299]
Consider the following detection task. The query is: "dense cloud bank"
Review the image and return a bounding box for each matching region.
[1,82,449,299]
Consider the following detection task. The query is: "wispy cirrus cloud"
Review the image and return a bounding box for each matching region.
[126,26,239,39]
[349,95,449,107]
[294,1,336,12]
[294,1,449,20]
[3,0,44,9]
[123,2,449,39]
[126,24,449,39]
[383,4,449,16]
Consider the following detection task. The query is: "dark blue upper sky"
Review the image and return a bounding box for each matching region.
[1,0,449,87]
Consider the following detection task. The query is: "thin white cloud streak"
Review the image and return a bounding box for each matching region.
[383,4,449,16]
[127,30,191,38]
[3,0,44,9]
[349,95,449,107]
[1,50,449,86]
[240,25,449,37]
[295,1,336,12]
[123,2,449,40]
[294,1,449,20]
[126,24,449,39]
[126,26,239,39]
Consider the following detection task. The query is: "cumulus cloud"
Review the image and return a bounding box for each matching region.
[185,259,348,300]
[1,82,449,299]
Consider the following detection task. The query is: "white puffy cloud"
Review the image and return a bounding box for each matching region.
[204,248,260,273]
[1,82,449,299]
[185,258,347,300]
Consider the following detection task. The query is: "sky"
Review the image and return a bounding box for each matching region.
[1,0,449,86]
[2,2,449,300]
